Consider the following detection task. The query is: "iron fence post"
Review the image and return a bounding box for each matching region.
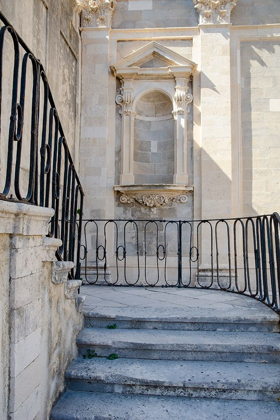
[178,220,182,288]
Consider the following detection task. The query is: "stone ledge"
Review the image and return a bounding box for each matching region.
[65,280,83,300]
[52,261,75,285]
[43,238,63,263]
[114,184,193,212]
[0,201,54,236]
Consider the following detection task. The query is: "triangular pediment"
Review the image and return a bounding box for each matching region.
[111,42,196,78]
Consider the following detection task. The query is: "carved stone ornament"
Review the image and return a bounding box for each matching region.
[121,194,188,208]
[116,83,133,116]
[115,185,192,213]
[193,0,238,24]
[75,0,116,27]
[174,90,193,115]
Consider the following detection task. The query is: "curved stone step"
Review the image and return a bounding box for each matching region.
[51,391,280,420]
[84,309,280,332]
[83,287,280,332]
[77,328,280,363]
[65,358,280,402]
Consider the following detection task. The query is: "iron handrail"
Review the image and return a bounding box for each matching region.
[0,12,84,278]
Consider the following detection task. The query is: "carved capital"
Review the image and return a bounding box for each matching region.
[174,80,193,116]
[116,84,133,116]
[76,0,116,28]
[193,0,238,25]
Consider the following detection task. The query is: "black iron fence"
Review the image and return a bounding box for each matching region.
[0,12,84,278]
[81,213,280,313]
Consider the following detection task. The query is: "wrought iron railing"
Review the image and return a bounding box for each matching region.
[0,12,84,278]
[81,213,280,313]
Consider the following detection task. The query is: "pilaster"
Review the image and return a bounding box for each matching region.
[80,26,112,219]
[173,76,193,185]
[116,79,135,185]
[199,24,233,219]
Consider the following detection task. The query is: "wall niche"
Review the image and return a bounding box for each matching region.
[134,91,174,185]
[112,41,196,211]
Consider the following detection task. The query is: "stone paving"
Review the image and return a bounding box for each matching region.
[81,285,279,323]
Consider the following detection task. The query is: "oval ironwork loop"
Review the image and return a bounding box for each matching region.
[117,245,126,262]
[13,103,22,141]
[97,245,106,261]
[190,246,199,263]
[157,245,165,261]
[80,244,87,261]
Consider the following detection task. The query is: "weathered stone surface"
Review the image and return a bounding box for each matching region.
[0,201,84,419]
[51,286,280,419]
[77,327,280,363]
[81,286,280,332]
[66,358,280,401]
[51,391,280,420]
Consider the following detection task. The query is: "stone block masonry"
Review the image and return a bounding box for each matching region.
[0,201,84,420]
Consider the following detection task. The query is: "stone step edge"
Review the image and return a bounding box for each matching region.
[50,390,280,420]
[83,312,280,325]
[65,358,280,391]
[66,380,280,402]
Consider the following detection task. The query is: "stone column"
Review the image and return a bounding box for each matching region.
[116,79,135,185]
[173,76,193,185]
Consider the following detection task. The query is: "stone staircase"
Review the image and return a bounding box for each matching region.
[51,288,280,420]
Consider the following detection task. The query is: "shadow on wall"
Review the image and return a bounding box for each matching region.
[241,41,280,216]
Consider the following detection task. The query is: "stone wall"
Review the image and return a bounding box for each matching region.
[113,0,197,29]
[0,0,81,164]
[232,0,280,26]
[241,40,280,215]
[134,91,174,185]
[0,201,84,420]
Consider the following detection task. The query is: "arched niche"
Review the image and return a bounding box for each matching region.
[134,90,174,184]
[112,41,196,210]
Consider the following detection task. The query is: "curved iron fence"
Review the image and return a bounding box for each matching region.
[0,12,84,278]
[81,213,280,313]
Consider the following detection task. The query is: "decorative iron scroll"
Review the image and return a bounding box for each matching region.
[0,12,84,279]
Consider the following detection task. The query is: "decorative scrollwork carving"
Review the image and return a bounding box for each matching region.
[120,194,135,204]
[118,193,189,210]
[174,90,193,115]
[116,87,133,116]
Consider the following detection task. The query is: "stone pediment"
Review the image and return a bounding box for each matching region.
[111,42,196,79]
